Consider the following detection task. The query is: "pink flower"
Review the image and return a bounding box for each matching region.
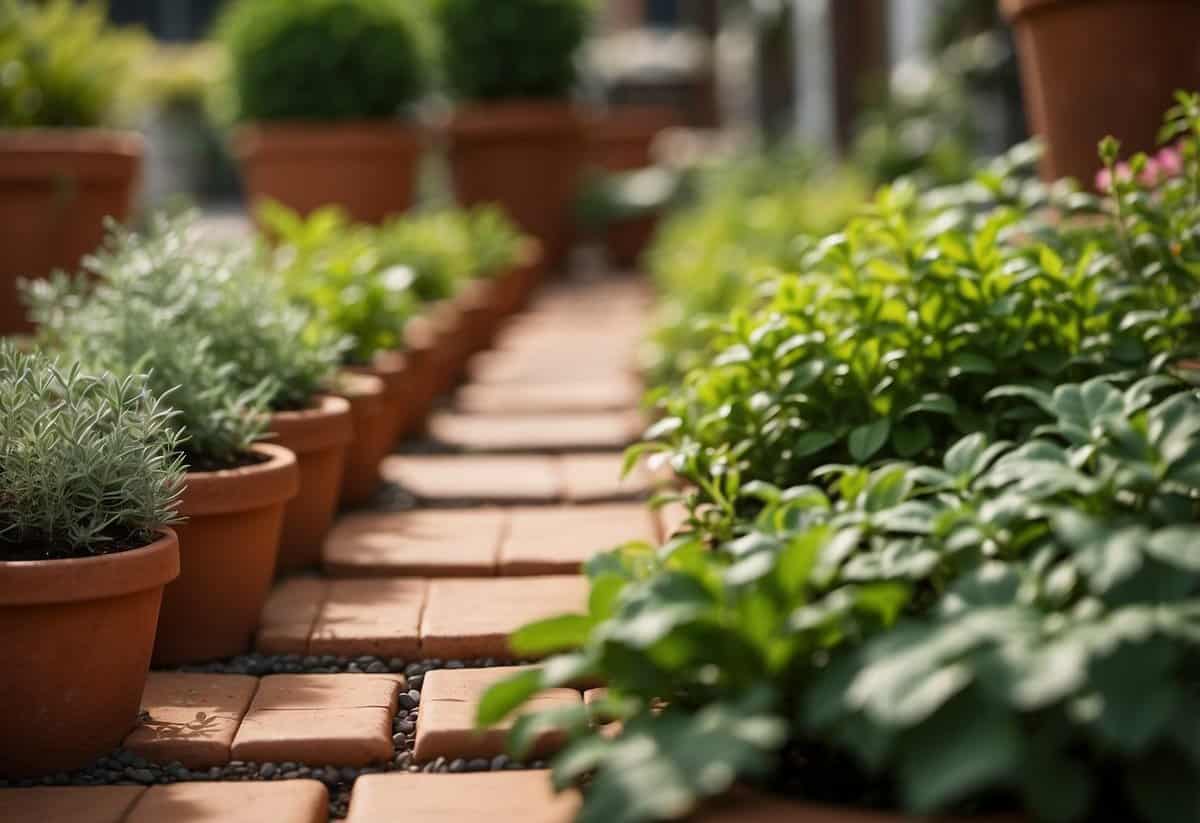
[1095,162,1133,193]
[1138,157,1163,187]
[1156,144,1184,177]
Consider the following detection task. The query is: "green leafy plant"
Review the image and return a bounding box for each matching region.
[0,342,184,559]
[218,0,431,122]
[435,0,590,101]
[0,0,147,127]
[26,213,343,466]
[482,375,1200,823]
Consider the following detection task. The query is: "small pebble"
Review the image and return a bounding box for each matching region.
[467,759,489,772]
[490,754,509,771]
[366,661,388,674]
[260,763,277,779]
[394,719,415,734]
[397,691,419,711]
[449,758,467,773]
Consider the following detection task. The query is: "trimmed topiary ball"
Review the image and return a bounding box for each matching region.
[218,0,431,122]
[436,0,590,102]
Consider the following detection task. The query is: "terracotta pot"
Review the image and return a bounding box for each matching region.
[269,395,354,573]
[429,300,468,397]
[335,372,389,508]
[0,129,142,335]
[154,444,299,665]
[235,121,423,224]
[1002,0,1200,184]
[0,530,179,776]
[587,106,676,267]
[457,279,500,356]
[447,102,585,270]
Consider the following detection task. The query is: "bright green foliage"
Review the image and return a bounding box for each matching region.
[484,376,1200,822]
[435,0,590,101]
[27,213,343,465]
[0,342,184,555]
[0,0,146,127]
[218,0,431,122]
[462,206,526,278]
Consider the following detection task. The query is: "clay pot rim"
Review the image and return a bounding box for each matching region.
[180,443,299,517]
[587,105,679,143]
[234,120,424,158]
[334,370,387,400]
[266,394,355,455]
[0,528,180,606]
[448,101,584,139]
[1000,0,1190,20]
[0,128,144,155]
[0,128,144,181]
[346,348,410,381]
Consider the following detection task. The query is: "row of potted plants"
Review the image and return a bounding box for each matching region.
[1,202,535,776]
[477,97,1200,823]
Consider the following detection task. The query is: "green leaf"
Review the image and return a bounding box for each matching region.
[849,419,891,463]
[510,614,594,656]
[892,421,932,458]
[1146,527,1200,572]
[901,393,958,417]
[476,668,544,727]
[951,352,997,376]
[793,430,836,457]
[944,432,988,477]
[508,703,592,759]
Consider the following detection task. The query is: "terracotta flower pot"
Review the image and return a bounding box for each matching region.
[235,121,423,224]
[0,129,142,335]
[457,279,500,357]
[153,444,299,665]
[347,348,420,445]
[429,300,468,397]
[1002,0,1200,184]
[586,106,676,267]
[0,530,179,776]
[334,371,389,508]
[269,395,355,573]
[447,102,585,271]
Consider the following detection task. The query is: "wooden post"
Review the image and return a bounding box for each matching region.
[829,0,889,151]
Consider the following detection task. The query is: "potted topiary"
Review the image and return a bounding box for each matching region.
[219,0,432,223]
[24,215,313,664]
[1001,0,1200,184]
[0,344,183,776]
[0,0,146,335]
[436,0,591,270]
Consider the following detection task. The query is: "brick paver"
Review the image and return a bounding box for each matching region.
[429,411,642,453]
[381,454,562,503]
[230,674,402,766]
[561,452,652,502]
[0,786,145,823]
[123,673,258,768]
[421,576,590,659]
[125,782,328,823]
[414,666,580,762]
[324,509,505,577]
[308,579,427,659]
[344,772,579,823]
[256,578,327,655]
[455,378,641,414]
[499,504,657,574]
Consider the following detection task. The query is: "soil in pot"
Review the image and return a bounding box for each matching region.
[268,395,354,573]
[0,530,179,776]
[334,372,389,508]
[1003,0,1200,184]
[153,444,299,666]
[0,130,142,335]
[235,121,424,224]
[447,103,584,271]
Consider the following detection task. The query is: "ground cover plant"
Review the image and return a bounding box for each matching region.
[0,342,184,560]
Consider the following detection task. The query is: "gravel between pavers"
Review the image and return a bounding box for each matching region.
[0,656,546,820]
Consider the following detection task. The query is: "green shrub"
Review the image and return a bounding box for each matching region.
[218,0,431,122]
[0,0,147,127]
[436,0,590,101]
[26,213,344,466]
[0,342,184,557]
[463,206,526,277]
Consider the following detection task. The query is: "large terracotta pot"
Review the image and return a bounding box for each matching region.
[447,102,584,270]
[153,444,299,665]
[235,121,423,224]
[334,372,389,508]
[269,395,354,573]
[0,130,142,335]
[0,530,179,776]
[586,106,676,267]
[1002,0,1200,184]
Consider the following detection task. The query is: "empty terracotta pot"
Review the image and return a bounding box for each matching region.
[447,103,585,270]
[1002,0,1200,184]
[235,121,423,224]
[0,530,179,775]
[334,372,389,508]
[269,395,354,573]
[154,444,299,665]
[0,130,142,335]
[586,106,676,267]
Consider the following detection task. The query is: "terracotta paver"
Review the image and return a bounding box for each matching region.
[657,500,692,540]
[499,504,657,574]
[345,771,580,823]
[455,378,642,415]
[0,786,145,823]
[231,674,402,766]
[308,579,427,659]
[256,578,327,655]
[413,667,581,762]
[421,576,590,659]
[429,412,642,453]
[467,349,636,386]
[323,509,505,577]
[125,782,328,823]
[561,452,652,502]
[123,673,259,768]
[381,454,562,503]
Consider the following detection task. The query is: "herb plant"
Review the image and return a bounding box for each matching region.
[435,0,590,101]
[0,342,184,559]
[218,0,431,122]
